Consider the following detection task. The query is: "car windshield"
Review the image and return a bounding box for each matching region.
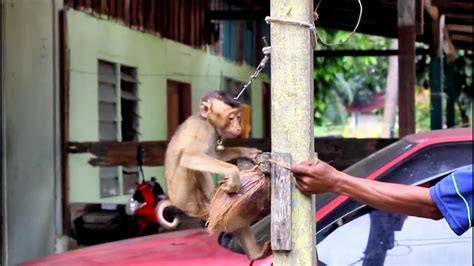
[314,139,415,209]
[344,139,414,177]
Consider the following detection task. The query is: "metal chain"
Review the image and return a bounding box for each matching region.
[233,0,362,100]
[233,42,271,100]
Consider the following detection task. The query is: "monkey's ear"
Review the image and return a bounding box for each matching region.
[200,101,211,118]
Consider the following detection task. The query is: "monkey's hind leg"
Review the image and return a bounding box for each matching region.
[233,226,272,260]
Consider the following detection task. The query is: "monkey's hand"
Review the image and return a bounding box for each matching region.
[220,165,242,193]
[242,148,262,161]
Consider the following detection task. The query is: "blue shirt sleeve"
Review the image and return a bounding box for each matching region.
[429,164,473,236]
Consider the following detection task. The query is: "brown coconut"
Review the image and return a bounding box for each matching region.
[207,166,271,233]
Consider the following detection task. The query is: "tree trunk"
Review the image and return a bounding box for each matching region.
[383,40,399,138]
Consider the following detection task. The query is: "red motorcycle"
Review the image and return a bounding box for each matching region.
[125,145,179,235]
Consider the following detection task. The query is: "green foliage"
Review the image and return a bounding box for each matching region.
[314,29,391,126]
[314,30,473,133]
[416,49,473,127]
[415,87,431,132]
[455,50,473,125]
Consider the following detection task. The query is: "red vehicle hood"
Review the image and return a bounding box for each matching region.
[21,229,269,266]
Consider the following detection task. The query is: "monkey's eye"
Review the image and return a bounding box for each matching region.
[228,114,235,120]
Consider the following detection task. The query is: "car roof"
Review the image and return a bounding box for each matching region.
[405,127,472,143]
[20,229,250,265]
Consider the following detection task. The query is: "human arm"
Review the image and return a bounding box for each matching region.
[291,159,443,220]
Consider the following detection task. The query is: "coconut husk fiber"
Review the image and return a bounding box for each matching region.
[207,165,271,233]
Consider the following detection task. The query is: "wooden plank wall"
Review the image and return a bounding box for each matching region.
[65,0,213,47]
[68,138,397,170]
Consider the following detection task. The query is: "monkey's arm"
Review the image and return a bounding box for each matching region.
[180,153,242,193]
[216,147,260,162]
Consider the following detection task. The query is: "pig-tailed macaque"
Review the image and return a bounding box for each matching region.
[157,91,270,259]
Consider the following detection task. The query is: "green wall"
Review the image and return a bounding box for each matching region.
[67,10,269,204]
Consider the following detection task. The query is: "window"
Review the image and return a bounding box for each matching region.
[99,167,119,198]
[98,61,119,197]
[120,65,139,141]
[98,60,140,198]
[376,142,473,185]
[98,61,118,141]
[317,208,472,265]
[220,1,261,67]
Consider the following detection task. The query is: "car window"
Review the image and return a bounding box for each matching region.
[317,208,473,265]
[319,142,473,232]
[377,142,473,185]
[314,140,415,212]
[344,139,414,178]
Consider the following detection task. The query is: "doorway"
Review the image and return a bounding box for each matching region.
[167,80,192,138]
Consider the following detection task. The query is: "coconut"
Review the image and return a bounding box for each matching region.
[207,166,271,233]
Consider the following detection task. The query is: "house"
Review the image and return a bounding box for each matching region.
[63,1,271,209]
[346,93,386,137]
[2,0,272,264]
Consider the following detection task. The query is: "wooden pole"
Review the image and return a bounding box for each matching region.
[269,0,316,265]
[445,61,456,128]
[397,0,417,137]
[425,1,445,130]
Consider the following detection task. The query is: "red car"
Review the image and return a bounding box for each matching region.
[22,128,473,266]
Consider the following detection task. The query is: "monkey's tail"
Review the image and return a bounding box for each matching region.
[156,199,180,230]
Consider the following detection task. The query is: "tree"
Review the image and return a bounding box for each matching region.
[314,29,391,128]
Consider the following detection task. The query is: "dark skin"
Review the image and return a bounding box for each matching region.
[291,159,444,220]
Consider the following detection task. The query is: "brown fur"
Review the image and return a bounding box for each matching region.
[160,91,270,259]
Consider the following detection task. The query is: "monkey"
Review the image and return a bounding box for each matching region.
[156,91,271,259]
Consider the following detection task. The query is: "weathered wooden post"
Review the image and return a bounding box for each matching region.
[397,0,417,137]
[269,0,316,265]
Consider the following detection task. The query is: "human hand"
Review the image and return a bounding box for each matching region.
[291,159,341,195]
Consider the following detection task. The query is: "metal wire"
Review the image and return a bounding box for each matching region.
[233,39,272,100]
[314,0,363,46]
[233,1,363,99]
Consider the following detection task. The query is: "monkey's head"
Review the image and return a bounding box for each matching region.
[200,91,242,139]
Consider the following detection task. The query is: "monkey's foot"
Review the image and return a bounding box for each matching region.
[249,241,272,260]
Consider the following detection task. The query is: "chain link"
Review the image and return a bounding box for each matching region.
[233,46,271,100]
